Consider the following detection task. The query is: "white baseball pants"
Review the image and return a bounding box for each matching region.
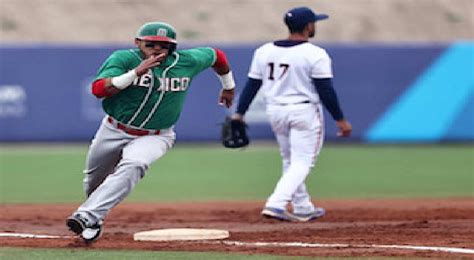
[264,103,324,214]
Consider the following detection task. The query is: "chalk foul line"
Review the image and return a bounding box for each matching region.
[214,240,474,254]
[0,232,72,239]
[1,232,473,254]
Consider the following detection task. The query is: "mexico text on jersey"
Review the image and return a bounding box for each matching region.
[95,48,217,130]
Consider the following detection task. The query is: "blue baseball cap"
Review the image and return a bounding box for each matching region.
[284,7,329,31]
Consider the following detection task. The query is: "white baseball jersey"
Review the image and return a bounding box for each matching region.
[248,42,333,105]
[248,41,332,213]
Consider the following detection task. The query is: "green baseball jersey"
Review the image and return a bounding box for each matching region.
[95,47,217,129]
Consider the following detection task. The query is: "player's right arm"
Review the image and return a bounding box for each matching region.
[91,53,164,98]
[232,48,264,121]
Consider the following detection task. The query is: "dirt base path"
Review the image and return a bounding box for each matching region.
[1,199,473,258]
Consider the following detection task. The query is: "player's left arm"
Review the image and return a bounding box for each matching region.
[212,48,235,108]
[313,78,352,137]
[231,77,262,121]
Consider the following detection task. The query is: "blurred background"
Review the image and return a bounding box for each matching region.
[0,0,473,142]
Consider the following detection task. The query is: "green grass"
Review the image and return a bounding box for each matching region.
[0,144,472,203]
[0,247,312,260]
[0,144,471,259]
[0,247,413,260]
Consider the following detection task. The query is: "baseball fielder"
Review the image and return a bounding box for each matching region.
[66,22,235,242]
[232,7,352,221]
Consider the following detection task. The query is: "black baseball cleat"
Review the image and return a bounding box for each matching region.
[66,214,86,235]
[66,213,103,243]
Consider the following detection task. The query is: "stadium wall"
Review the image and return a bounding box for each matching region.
[0,43,472,142]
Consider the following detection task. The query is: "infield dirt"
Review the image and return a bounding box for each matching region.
[1,198,473,258]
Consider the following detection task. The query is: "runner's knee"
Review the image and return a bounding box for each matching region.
[116,159,148,178]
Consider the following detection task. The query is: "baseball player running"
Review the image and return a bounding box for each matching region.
[66,22,235,242]
[232,7,352,222]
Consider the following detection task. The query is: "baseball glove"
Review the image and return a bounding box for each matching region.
[221,116,250,148]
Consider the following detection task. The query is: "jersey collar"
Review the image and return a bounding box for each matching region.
[273,40,308,47]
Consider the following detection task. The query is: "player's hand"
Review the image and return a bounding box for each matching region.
[135,53,166,76]
[231,113,243,121]
[336,119,352,137]
[218,89,234,108]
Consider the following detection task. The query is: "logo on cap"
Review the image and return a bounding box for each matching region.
[157,28,167,36]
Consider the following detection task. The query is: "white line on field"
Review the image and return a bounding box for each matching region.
[0,232,72,239]
[216,240,474,254]
[1,232,473,254]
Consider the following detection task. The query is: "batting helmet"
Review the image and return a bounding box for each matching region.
[136,22,177,44]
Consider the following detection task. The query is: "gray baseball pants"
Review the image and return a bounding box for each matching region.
[74,116,175,225]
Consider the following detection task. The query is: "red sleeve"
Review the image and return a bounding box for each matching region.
[91,79,110,98]
[212,48,229,69]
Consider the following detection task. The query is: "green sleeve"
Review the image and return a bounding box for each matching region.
[186,47,217,73]
[95,50,131,80]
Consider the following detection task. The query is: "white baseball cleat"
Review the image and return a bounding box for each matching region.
[81,224,103,243]
[292,207,326,222]
[261,207,297,221]
[66,213,103,243]
[262,207,326,222]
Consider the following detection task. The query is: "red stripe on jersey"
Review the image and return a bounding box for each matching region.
[314,105,324,159]
[213,48,229,69]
